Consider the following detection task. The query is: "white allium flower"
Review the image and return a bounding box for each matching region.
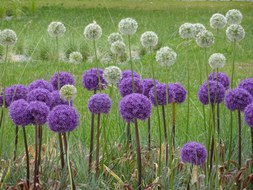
[226,24,245,42]
[118,18,138,35]
[69,51,83,64]
[210,13,227,29]
[103,66,122,85]
[110,41,126,55]
[195,30,214,48]
[108,32,123,45]
[226,9,243,25]
[84,21,102,40]
[179,23,195,39]
[193,23,206,38]
[140,31,158,49]
[156,46,177,67]
[47,22,66,38]
[0,29,17,46]
[208,53,226,69]
[60,84,77,102]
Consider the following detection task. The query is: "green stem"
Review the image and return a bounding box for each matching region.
[128,35,135,92]
[95,113,101,179]
[13,126,19,161]
[162,105,168,166]
[23,127,30,188]
[231,40,236,88]
[134,119,142,190]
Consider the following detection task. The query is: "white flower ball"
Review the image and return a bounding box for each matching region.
[103,66,122,85]
[226,9,243,25]
[0,29,17,46]
[156,46,177,67]
[195,30,214,48]
[210,13,227,29]
[108,32,123,45]
[140,31,158,49]
[193,23,206,38]
[47,22,66,38]
[179,23,195,39]
[84,21,102,40]
[110,41,126,56]
[60,84,77,102]
[69,51,83,64]
[208,53,226,69]
[226,24,245,42]
[118,18,138,35]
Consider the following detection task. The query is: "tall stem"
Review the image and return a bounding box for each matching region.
[134,119,142,190]
[251,128,253,172]
[95,113,101,179]
[231,40,236,88]
[238,110,241,170]
[172,102,176,150]
[126,122,131,146]
[23,127,30,188]
[37,125,43,169]
[148,117,151,151]
[33,126,38,188]
[186,59,190,142]
[128,35,135,92]
[13,126,19,161]
[162,105,168,166]
[59,133,64,169]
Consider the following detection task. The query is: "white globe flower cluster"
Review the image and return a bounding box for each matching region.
[210,13,227,30]
[140,31,158,49]
[179,23,196,39]
[226,9,243,25]
[108,32,123,45]
[208,53,226,70]
[226,24,245,42]
[110,41,126,56]
[193,23,206,38]
[60,84,77,102]
[156,46,177,67]
[103,66,122,85]
[84,21,102,40]
[0,29,17,46]
[118,18,138,35]
[69,51,83,64]
[47,22,66,38]
[195,30,214,48]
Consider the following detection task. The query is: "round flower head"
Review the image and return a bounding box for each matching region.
[50,72,75,90]
[8,99,31,126]
[208,72,230,90]
[48,105,78,133]
[140,31,158,49]
[108,32,123,45]
[27,88,52,107]
[225,88,253,111]
[238,78,253,97]
[50,90,68,109]
[5,84,28,107]
[195,30,214,48]
[82,68,107,91]
[118,18,138,35]
[119,77,143,97]
[210,13,227,30]
[149,83,174,106]
[119,93,152,122]
[0,29,17,46]
[88,93,112,114]
[60,84,77,102]
[198,80,225,105]
[244,103,253,127]
[47,22,66,38]
[121,70,141,80]
[69,51,83,64]
[103,66,122,85]
[156,46,177,67]
[110,41,126,56]
[29,79,54,92]
[226,24,245,42]
[208,53,226,69]
[179,23,195,39]
[84,21,102,40]
[142,78,158,98]
[193,23,206,38]
[226,9,243,25]
[180,142,207,165]
[28,101,49,125]
[169,83,187,104]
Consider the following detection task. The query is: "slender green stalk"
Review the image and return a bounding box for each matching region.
[231,40,236,88]
[237,110,242,190]
[126,122,131,146]
[134,119,142,190]
[23,127,30,188]
[172,102,176,150]
[128,35,135,92]
[186,59,190,142]
[34,126,39,188]
[147,117,151,151]
[37,125,43,168]
[95,113,101,179]
[162,105,168,166]
[59,133,65,169]
[93,39,102,91]
[251,128,253,172]
[13,126,19,161]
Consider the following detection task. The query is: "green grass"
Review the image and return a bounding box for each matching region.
[0,1,253,189]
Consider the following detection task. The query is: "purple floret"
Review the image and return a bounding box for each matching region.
[180,141,207,165]
[197,80,225,105]
[48,105,79,133]
[50,72,75,90]
[244,103,253,127]
[169,83,187,104]
[50,90,68,109]
[142,78,158,98]
[28,101,49,125]
[27,88,52,107]
[119,77,143,97]
[208,72,230,90]
[149,83,174,106]
[5,84,28,107]
[29,79,54,92]
[82,68,107,91]
[121,70,141,80]
[225,88,253,111]
[119,93,152,123]
[88,93,112,114]
[238,78,253,96]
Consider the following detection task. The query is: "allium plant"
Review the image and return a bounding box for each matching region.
[110,41,126,61]
[50,90,68,109]
[179,23,195,39]
[4,84,28,107]
[226,9,243,25]
[156,46,177,67]
[208,53,226,70]
[118,77,143,97]
[193,23,206,38]
[244,103,253,165]
[84,21,102,41]
[27,88,52,107]
[60,84,77,102]
[108,32,123,45]
[208,72,230,90]
[82,68,107,91]
[140,31,158,50]
[29,79,54,92]
[103,66,122,86]
[195,30,214,48]
[238,78,253,96]
[226,24,245,42]
[69,51,83,64]
[50,72,75,90]
[210,13,227,31]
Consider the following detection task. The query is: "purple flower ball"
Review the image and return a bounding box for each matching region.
[149,83,174,106]
[169,83,187,104]
[50,90,68,109]
[119,93,152,123]
[244,103,253,127]
[180,142,207,165]
[197,80,225,105]
[88,94,112,114]
[48,105,79,133]
[82,68,107,91]
[119,77,143,97]
[8,99,31,126]
[208,72,230,90]
[29,79,54,92]
[5,84,28,107]
[238,78,253,96]
[28,101,49,125]
[225,88,253,111]
[27,88,52,107]
[121,70,141,80]
[50,72,75,90]
[142,78,158,98]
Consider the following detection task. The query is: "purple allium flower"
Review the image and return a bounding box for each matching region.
[169,83,187,104]
[48,105,79,133]
[88,93,112,114]
[27,88,52,107]
[50,90,68,109]
[5,84,28,107]
[149,83,174,106]
[197,81,225,105]
[119,77,143,97]
[50,72,75,90]
[244,103,253,127]
[225,88,253,111]
[82,68,107,91]
[208,72,230,90]
[29,79,54,92]
[119,93,152,123]
[238,78,253,97]
[142,78,158,98]
[180,142,207,165]
[121,70,141,80]
[28,101,49,125]
[8,99,31,126]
